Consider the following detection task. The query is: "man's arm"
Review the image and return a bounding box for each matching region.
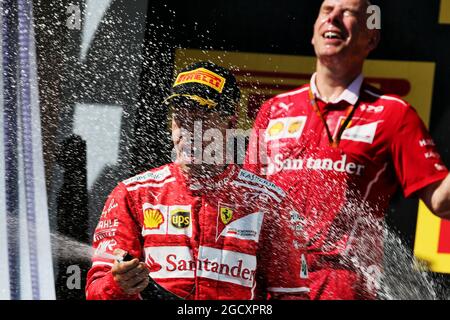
[419,174,450,220]
[86,184,146,300]
[388,104,449,218]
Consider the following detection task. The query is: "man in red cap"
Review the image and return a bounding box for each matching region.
[86,61,309,300]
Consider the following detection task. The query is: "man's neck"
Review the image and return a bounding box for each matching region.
[315,61,363,102]
[180,163,228,182]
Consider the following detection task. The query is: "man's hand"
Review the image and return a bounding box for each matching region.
[111,258,150,295]
[420,174,450,219]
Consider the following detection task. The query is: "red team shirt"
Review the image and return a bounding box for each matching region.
[245,74,449,299]
[86,163,309,300]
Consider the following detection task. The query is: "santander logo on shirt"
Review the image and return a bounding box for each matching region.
[144,246,257,288]
[267,153,366,176]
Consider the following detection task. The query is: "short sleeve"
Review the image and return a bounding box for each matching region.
[390,106,448,198]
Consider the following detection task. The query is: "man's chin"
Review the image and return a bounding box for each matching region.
[181,163,224,179]
[317,49,350,65]
[318,47,344,58]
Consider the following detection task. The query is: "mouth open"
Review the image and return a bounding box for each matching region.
[322,31,345,40]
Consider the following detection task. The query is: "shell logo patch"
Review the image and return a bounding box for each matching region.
[268,122,284,137]
[265,116,307,141]
[144,209,164,230]
[288,120,303,134]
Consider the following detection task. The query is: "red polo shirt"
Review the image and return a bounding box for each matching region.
[245,74,448,299]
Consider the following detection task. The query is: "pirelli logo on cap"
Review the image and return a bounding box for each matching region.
[174,68,226,93]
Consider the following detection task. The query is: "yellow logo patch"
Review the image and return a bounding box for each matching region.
[144,209,164,230]
[288,120,304,134]
[268,122,284,137]
[220,207,234,225]
[174,67,226,93]
[170,209,191,229]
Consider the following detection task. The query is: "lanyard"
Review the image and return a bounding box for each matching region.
[308,88,359,148]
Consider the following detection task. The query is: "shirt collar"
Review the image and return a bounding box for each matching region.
[174,163,237,193]
[310,72,364,105]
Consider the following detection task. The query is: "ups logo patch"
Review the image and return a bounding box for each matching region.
[170,209,190,229]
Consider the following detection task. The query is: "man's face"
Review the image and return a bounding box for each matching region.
[312,0,378,64]
[171,104,232,177]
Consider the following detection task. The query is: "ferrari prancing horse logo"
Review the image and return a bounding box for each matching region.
[220,206,234,225]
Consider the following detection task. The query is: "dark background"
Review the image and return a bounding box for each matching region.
[33,0,450,299]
